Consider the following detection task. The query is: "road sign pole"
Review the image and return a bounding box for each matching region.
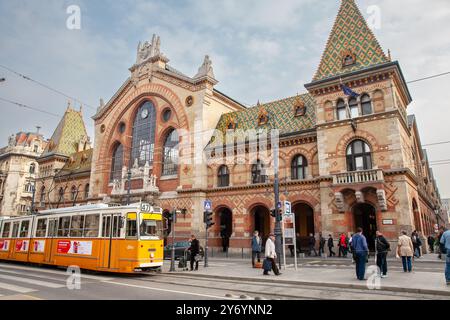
[204,223,209,268]
[169,210,176,272]
[293,212,298,271]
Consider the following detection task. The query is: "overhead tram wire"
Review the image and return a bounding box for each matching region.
[0,97,61,118]
[0,64,96,111]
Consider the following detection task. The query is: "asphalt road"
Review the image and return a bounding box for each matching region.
[0,259,447,300]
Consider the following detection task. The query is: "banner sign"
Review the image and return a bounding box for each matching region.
[0,240,10,251]
[57,240,92,255]
[15,240,29,252]
[33,240,45,253]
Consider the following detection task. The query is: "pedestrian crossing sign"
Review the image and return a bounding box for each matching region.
[204,200,212,212]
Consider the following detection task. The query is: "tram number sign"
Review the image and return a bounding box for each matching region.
[141,203,151,213]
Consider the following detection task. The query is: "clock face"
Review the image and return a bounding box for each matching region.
[141,108,149,119]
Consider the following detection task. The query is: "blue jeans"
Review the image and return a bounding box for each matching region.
[402,256,412,272]
[446,252,450,283]
[355,252,367,280]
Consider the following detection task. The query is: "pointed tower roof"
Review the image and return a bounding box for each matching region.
[312,0,389,82]
[41,105,89,158]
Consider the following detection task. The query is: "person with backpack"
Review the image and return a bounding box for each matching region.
[251,230,262,267]
[375,231,390,278]
[411,230,422,258]
[327,234,335,257]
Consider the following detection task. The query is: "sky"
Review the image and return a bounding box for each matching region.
[0,0,449,197]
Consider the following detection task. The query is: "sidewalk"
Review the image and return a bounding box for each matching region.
[167,258,450,297]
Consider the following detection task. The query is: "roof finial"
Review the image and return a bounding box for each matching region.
[388,49,392,61]
[36,126,41,134]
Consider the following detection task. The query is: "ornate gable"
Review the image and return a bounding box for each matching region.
[312,0,389,82]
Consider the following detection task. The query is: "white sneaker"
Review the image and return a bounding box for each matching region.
[381,275,388,278]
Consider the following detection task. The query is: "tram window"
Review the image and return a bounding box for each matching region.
[112,216,121,238]
[12,222,20,238]
[1,222,11,238]
[58,216,71,237]
[126,214,137,238]
[102,216,111,238]
[19,220,30,238]
[70,215,85,238]
[140,219,163,238]
[83,214,99,238]
[35,219,47,237]
[48,220,58,237]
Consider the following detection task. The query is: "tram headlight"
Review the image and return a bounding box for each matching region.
[150,253,155,258]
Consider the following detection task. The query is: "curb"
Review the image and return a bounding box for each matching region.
[167,272,450,297]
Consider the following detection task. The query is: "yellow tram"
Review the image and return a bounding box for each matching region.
[0,202,164,273]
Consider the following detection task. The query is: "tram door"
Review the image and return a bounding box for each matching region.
[100,214,121,270]
[44,218,58,263]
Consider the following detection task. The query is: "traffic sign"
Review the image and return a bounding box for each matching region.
[204,200,212,212]
[284,201,292,216]
[277,202,282,209]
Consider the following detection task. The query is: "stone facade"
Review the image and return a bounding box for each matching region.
[0,131,47,216]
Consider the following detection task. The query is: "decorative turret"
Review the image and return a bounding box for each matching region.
[194,55,216,80]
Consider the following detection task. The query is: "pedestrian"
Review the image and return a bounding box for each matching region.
[439,227,450,285]
[411,230,422,258]
[296,232,303,254]
[263,233,281,276]
[375,231,390,278]
[397,230,414,272]
[308,233,318,256]
[328,234,335,257]
[251,230,262,267]
[352,227,369,280]
[220,225,228,253]
[428,234,435,253]
[319,232,326,257]
[338,233,348,258]
[438,227,445,260]
[188,234,200,271]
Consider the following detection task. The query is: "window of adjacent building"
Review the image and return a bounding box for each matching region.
[291,155,308,180]
[83,214,100,237]
[24,183,33,193]
[70,185,77,201]
[110,143,124,182]
[12,222,20,238]
[57,216,71,237]
[19,220,30,238]
[162,129,179,176]
[361,94,373,115]
[29,163,36,174]
[20,205,28,213]
[1,222,11,238]
[70,215,85,237]
[218,165,230,187]
[35,218,47,237]
[84,184,89,199]
[337,100,347,120]
[33,145,39,153]
[131,101,156,167]
[58,187,65,203]
[252,160,267,184]
[346,140,372,171]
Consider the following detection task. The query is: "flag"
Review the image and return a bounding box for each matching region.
[340,83,360,98]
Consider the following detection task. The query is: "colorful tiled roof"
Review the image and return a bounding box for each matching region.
[42,107,89,158]
[214,93,316,137]
[312,0,389,82]
[56,148,93,177]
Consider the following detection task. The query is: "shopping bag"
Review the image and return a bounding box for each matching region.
[263,258,272,272]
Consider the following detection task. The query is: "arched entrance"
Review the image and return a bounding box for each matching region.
[353,203,377,251]
[293,203,315,249]
[217,207,233,252]
[251,206,271,245]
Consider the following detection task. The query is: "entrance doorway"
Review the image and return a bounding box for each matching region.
[252,206,271,245]
[218,208,232,252]
[293,203,315,249]
[353,203,377,251]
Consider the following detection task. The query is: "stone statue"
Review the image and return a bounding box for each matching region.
[194,55,215,79]
[8,134,16,147]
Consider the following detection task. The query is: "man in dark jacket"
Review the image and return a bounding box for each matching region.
[328,234,335,257]
[428,234,435,253]
[319,232,326,257]
[375,231,390,278]
[251,230,262,267]
[188,234,200,271]
[352,228,369,280]
[308,233,318,257]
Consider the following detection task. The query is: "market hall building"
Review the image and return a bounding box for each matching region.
[35,0,444,253]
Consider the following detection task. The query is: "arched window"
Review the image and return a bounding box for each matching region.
[110,144,124,182]
[218,165,230,187]
[251,160,267,184]
[29,163,36,174]
[346,140,372,171]
[162,129,179,176]
[84,184,90,199]
[337,99,347,120]
[291,155,308,180]
[131,101,156,167]
[361,94,372,115]
[71,186,77,201]
[58,187,65,202]
[349,97,359,118]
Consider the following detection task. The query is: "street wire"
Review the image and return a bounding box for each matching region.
[0,97,61,118]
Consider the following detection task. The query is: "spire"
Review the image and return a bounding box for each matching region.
[312,0,389,82]
[194,55,216,80]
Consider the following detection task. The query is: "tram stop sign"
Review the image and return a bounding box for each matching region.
[284,201,292,217]
[204,200,212,212]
